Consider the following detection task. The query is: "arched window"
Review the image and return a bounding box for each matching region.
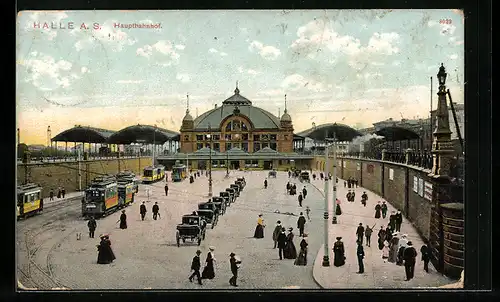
[225,123,232,132]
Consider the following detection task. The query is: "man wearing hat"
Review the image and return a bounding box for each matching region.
[403,241,417,281]
[140,202,147,221]
[389,211,397,230]
[189,250,203,285]
[229,252,241,286]
[87,216,97,238]
[395,210,403,232]
[297,213,306,237]
[397,234,409,266]
[272,221,282,249]
[152,202,160,220]
[164,183,169,196]
[302,186,307,199]
[118,210,127,229]
[356,240,365,274]
[361,191,368,207]
[333,237,345,267]
[356,223,365,245]
[277,227,287,260]
[381,201,388,219]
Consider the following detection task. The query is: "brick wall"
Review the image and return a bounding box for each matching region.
[408,169,433,240]
[17,157,153,198]
[361,161,382,196]
[383,163,407,214]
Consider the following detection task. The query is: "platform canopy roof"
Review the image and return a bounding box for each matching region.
[374,126,420,141]
[106,124,180,144]
[51,125,116,143]
[297,123,362,142]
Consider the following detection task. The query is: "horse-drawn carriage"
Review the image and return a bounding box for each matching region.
[176,215,207,247]
[300,171,310,183]
[293,169,301,178]
[268,170,277,178]
[230,184,241,197]
[219,191,232,206]
[236,177,246,188]
[197,202,219,229]
[209,197,227,215]
[225,188,237,202]
[235,180,245,191]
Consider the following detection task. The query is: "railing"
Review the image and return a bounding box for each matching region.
[341,150,434,170]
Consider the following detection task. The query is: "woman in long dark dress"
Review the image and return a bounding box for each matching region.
[377,227,386,250]
[335,199,342,215]
[294,234,308,266]
[119,210,127,229]
[201,246,216,279]
[253,214,265,238]
[375,202,381,218]
[333,237,345,267]
[283,227,297,259]
[97,234,116,264]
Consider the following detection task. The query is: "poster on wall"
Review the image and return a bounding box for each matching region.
[418,178,424,197]
[413,176,418,192]
[424,181,433,201]
[389,168,394,180]
[356,163,360,171]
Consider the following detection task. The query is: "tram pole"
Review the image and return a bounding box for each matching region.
[78,148,82,191]
[332,132,338,224]
[208,123,213,197]
[322,137,330,267]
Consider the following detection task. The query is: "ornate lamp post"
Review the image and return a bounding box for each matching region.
[207,123,213,197]
[322,131,331,267]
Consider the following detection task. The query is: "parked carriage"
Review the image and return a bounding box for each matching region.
[229,184,241,197]
[219,191,232,206]
[235,180,245,191]
[197,202,219,229]
[209,197,226,215]
[236,177,246,187]
[176,215,207,247]
[300,171,310,183]
[225,188,236,202]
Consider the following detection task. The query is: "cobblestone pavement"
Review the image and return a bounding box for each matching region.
[49,170,325,289]
[309,173,456,289]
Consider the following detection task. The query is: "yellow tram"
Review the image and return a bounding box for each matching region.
[142,165,165,183]
[172,161,187,182]
[17,183,43,219]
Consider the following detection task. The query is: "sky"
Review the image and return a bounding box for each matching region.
[16,9,464,145]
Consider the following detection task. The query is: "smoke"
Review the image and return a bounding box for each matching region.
[351,134,385,145]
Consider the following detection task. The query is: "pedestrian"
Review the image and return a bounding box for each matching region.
[403,241,417,281]
[381,240,390,262]
[356,223,365,245]
[320,173,324,180]
[164,184,169,196]
[420,243,431,273]
[277,227,287,260]
[286,182,291,194]
[97,234,116,264]
[344,180,347,188]
[397,234,409,266]
[189,250,203,285]
[87,216,97,238]
[61,187,66,198]
[377,226,386,250]
[333,237,345,267]
[381,201,388,218]
[140,201,147,221]
[292,183,297,195]
[152,202,159,220]
[298,193,303,207]
[389,232,400,263]
[346,191,351,203]
[356,240,365,274]
[57,187,61,198]
[351,191,356,202]
[312,174,316,180]
[302,186,307,199]
[395,210,403,232]
[201,246,216,280]
[253,214,265,238]
[118,210,127,229]
[49,189,54,201]
[294,233,308,266]
[229,253,241,287]
[335,198,342,215]
[375,201,382,218]
[389,211,397,230]
[264,179,268,189]
[365,224,375,247]
[283,227,297,259]
[305,206,311,221]
[361,191,368,207]
[385,225,393,243]
[355,179,358,188]
[288,171,291,178]
[272,221,282,248]
[297,212,306,237]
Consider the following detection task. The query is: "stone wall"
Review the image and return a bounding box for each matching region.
[310,156,434,242]
[17,157,153,198]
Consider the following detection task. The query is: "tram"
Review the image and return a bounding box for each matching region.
[172,162,187,182]
[117,170,140,193]
[117,178,136,207]
[142,165,165,183]
[17,183,43,220]
[82,175,119,218]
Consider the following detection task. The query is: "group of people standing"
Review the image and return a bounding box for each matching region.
[49,186,66,201]
[188,247,242,287]
[344,177,358,188]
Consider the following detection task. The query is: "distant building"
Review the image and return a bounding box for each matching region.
[28,144,45,152]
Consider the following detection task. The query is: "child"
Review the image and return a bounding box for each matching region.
[381,240,390,263]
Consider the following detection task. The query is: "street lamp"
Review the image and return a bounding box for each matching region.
[331,132,338,225]
[207,123,213,198]
[322,131,330,267]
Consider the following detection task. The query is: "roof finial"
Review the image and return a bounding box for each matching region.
[186,93,190,113]
[234,81,240,95]
[284,94,288,113]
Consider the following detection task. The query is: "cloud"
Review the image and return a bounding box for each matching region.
[449,54,458,60]
[281,74,325,92]
[18,52,79,91]
[72,20,137,52]
[116,80,144,84]
[237,66,261,76]
[81,67,88,73]
[208,48,228,57]
[175,44,185,50]
[136,40,181,64]
[176,73,190,83]
[365,32,400,55]
[249,40,281,60]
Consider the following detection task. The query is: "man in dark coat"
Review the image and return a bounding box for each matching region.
[286,182,291,193]
[272,221,282,249]
[356,240,365,274]
[189,250,203,285]
[377,226,386,250]
[365,224,374,247]
[333,237,345,267]
[164,184,169,196]
[356,223,365,245]
[355,179,358,188]
[302,187,307,199]
[351,191,356,202]
[277,227,287,260]
[403,241,418,281]
[152,202,159,220]
[118,210,127,229]
[49,189,54,201]
[264,179,268,189]
[361,191,368,207]
[87,216,97,238]
[420,244,431,273]
[298,193,303,207]
[389,211,397,230]
[140,202,147,221]
[297,213,306,237]
[381,201,388,218]
[229,253,242,286]
[395,210,403,232]
[346,191,351,203]
[61,187,66,198]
